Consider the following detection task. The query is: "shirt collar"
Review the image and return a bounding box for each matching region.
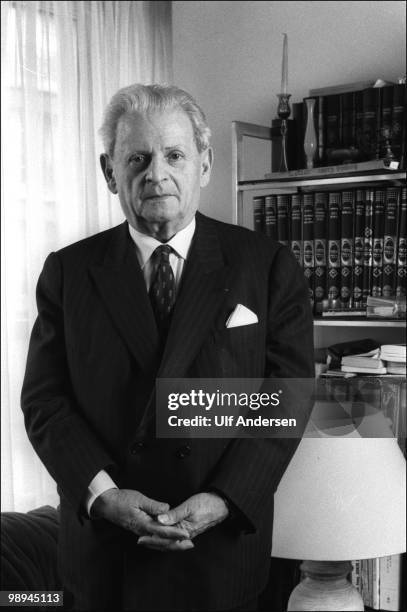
[128,216,196,269]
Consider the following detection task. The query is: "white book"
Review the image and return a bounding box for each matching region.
[341,365,387,375]
[379,554,402,611]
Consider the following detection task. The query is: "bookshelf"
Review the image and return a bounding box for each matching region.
[232,120,406,612]
[231,120,406,348]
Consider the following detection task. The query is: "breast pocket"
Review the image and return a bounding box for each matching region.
[216,323,265,377]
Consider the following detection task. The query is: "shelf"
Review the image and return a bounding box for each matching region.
[314,318,406,327]
[238,171,406,192]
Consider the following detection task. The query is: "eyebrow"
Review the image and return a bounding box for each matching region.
[128,145,186,154]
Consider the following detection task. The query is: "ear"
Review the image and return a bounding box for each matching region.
[200,147,213,188]
[100,154,117,194]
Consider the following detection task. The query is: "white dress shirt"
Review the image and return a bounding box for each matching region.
[85,217,196,516]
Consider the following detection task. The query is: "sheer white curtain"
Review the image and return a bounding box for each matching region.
[1,0,173,511]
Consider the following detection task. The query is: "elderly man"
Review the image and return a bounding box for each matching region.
[21,84,314,611]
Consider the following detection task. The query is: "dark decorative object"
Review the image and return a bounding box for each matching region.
[277,93,291,172]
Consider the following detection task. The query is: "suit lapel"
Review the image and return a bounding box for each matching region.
[89,223,160,374]
[158,213,230,378]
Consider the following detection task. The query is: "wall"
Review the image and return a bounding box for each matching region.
[172,0,406,223]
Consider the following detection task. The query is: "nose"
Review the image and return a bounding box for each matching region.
[145,154,168,184]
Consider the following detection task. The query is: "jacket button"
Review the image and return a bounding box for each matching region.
[130,441,145,455]
[176,444,191,459]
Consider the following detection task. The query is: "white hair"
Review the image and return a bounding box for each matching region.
[99,83,212,158]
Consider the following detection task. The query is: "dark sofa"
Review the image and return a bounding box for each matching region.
[0,505,60,592]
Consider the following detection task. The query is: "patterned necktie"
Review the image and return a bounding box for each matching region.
[149,245,176,335]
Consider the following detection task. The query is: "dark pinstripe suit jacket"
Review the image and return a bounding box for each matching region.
[21,212,314,611]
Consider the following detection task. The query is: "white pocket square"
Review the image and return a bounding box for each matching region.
[226,304,258,328]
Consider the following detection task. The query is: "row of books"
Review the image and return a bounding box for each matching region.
[252,185,407,314]
[352,555,403,611]
[290,82,406,169]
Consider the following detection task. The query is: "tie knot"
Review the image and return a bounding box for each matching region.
[154,244,172,263]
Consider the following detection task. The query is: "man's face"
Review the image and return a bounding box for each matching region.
[101,108,212,240]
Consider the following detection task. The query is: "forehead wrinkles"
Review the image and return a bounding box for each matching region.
[114,110,196,157]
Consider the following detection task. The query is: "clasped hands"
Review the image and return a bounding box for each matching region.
[91,489,229,551]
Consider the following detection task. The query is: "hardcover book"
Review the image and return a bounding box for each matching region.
[353,189,365,308]
[361,87,381,160]
[325,94,341,163]
[253,196,265,233]
[290,193,303,266]
[265,195,278,240]
[327,192,341,302]
[391,84,406,163]
[396,186,406,297]
[314,192,328,312]
[372,188,385,296]
[276,194,290,246]
[340,190,354,306]
[362,189,374,306]
[382,187,400,297]
[302,193,315,304]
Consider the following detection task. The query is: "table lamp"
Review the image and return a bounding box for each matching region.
[271,431,406,610]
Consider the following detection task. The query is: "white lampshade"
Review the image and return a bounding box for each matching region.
[272,436,406,560]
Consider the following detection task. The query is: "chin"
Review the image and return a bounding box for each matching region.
[143,200,180,222]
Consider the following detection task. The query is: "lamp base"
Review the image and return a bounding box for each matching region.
[287,561,364,611]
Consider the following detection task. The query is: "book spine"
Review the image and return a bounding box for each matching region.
[355,90,364,158]
[372,188,386,296]
[353,189,365,308]
[327,192,341,304]
[292,101,305,169]
[351,560,362,595]
[379,554,402,611]
[382,187,400,297]
[391,84,406,163]
[264,195,278,240]
[253,196,265,233]
[398,379,406,457]
[361,559,371,608]
[290,193,303,266]
[325,94,341,164]
[340,190,354,307]
[396,186,407,297]
[302,193,315,307]
[372,557,380,610]
[362,189,374,306]
[374,87,383,160]
[361,87,380,161]
[341,91,356,149]
[314,192,328,313]
[276,194,290,246]
[381,85,393,158]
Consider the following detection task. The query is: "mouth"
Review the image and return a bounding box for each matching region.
[143,194,176,202]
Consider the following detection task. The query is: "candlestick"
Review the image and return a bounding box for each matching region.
[281,33,288,94]
[277,93,291,172]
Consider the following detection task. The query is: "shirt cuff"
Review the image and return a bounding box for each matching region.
[85,470,118,517]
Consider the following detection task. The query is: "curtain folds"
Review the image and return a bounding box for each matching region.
[1,0,173,511]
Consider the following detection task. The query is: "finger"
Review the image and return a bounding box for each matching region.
[145,520,190,540]
[125,510,189,540]
[140,496,170,516]
[157,502,189,526]
[137,535,194,552]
